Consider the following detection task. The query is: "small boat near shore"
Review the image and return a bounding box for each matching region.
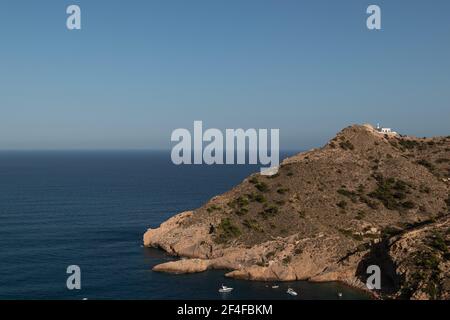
[287,288,298,296]
[218,285,233,293]
[271,285,279,289]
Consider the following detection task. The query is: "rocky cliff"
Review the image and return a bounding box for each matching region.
[144,124,450,299]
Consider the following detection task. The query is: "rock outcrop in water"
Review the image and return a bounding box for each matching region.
[144,124,450,299]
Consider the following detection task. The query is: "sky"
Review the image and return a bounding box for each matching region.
[0,0,449,150]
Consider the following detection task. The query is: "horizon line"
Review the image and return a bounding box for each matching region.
[0,148,301,152]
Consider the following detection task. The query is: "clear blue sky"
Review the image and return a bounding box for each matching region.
[1,0,449,150]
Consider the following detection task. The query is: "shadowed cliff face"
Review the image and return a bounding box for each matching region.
[356,239,401,296]
[144,124,450,300]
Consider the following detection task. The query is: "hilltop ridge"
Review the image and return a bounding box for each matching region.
[144,124,450,299]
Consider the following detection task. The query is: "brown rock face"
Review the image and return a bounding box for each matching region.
[144,211,211,258]
[387,217,450,300]
[143,124,450,299]
[153,259,211,274]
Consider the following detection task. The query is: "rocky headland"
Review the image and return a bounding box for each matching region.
[144,124,450,299]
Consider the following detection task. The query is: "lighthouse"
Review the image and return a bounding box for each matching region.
[376,123,397,135]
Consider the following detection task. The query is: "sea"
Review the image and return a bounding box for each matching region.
[0,151,369,300]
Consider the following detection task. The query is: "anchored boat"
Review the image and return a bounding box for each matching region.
[218,284,233,293]
[287,288,298,296]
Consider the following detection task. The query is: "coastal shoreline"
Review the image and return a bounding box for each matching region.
[143,124,450,300]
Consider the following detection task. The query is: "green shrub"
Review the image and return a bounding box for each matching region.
[339,140,354,150]
[282,256,292,265]
[429,232,448,252]
[214,218,241,243]
[247,192,267,203]
[356,242,371,252]
[398,139,419,149]
[336,200,347,209]
[235,196,249,207]
[337,188,358,202]
[265,251,275,260]
[401,201,415,209]
[389,140,399,149]
[207,205,220,213]
[420,185,431,194]
[355,211,366,220]
[425,282,439,299]
[227,196,250,215]
[368,175,412,210]
[265,205,278,214]
[416,159,436,172]
[360,195,379,209]
[228,196,249,209]
[338,228,363,241]
[277,188,289,195]
[255,182,269,192]
[414,251,440,270]
[381,226,403,238]
[242,219,263,232]
[254,194,267,203]
[249,177,259,184]
[357,184,365,193]
[435,158,450,164]
[235,207,249,216]
[259,205,278,219]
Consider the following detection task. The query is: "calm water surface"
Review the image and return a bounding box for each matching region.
[0,151,369,300]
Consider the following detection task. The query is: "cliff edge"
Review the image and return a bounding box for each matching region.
[144,124,450,299]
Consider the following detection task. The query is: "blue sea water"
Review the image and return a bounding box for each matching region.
[0,151,369,300]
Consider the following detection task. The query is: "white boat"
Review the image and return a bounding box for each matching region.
[338,292,343,298]
[287,288,298,296]
[218,285,233,293]
[271,285,279,289]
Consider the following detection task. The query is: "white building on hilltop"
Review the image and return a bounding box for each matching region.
[376,123,398,135]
